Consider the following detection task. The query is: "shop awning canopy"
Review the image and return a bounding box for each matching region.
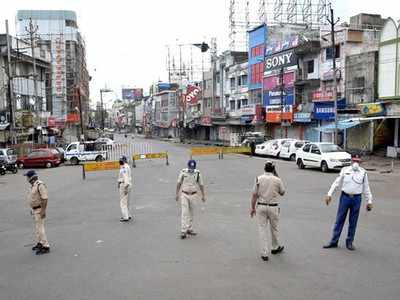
[315,120,363,132]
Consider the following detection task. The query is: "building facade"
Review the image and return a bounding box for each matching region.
[16,10,90,128]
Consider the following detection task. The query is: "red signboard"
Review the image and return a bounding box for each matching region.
[312,89,334,101]
[66,113,80,123]
[266,105,293,123]
[185,85,201,104]
[201,116,212,126]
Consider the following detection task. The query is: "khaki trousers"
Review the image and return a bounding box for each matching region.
[181,194,195,233]
[33,209,49,247]
[256,205,280,256]
[119,184,131,220]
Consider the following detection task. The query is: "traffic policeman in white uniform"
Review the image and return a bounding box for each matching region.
[323,155,373,250]
[176,160,205,239]
[118,156,132,222]
[250,161,285,261]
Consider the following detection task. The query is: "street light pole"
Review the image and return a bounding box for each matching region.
[100,90,104,129]
[328,5,340,145]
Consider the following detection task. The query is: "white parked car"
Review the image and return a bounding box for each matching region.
[280,140,310,161]
[95,137,114,145]
[255,138,294,157]
[296,142,352,172]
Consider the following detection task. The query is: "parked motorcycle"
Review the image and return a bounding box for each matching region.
[0,161,18,174]
[0,164,6,176]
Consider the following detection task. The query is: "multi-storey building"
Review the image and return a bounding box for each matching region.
[16,10,90,128]
[0,34,51,145]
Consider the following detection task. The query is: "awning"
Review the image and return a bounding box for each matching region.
[315,120,363,132]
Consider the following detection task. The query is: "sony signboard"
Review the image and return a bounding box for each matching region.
[264,49,298,72]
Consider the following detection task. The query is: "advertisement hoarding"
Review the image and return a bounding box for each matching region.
[122,88,143,101]
[263,71,295,106]
[266,105,293,123]
[264,49,298,73]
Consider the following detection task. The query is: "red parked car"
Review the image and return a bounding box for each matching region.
[17,148,62,169]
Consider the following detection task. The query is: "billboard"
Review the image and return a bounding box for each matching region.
[122,88,143,101]
[263,71,295,106]
[264,49,298,73]
[185,85,201,104]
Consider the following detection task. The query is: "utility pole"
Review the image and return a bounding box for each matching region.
[100,90,105,129]
[5,20,16,145]
[327,5,340,145]
[280,67,285,138]
[77,87,84,140]
[25,18,40,112]
[131,101,136,134]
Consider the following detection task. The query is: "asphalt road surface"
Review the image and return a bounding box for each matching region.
[1,136,399,300]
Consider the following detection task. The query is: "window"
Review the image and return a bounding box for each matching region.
[241,99,248,106]
[241,74,248,86]
[354,77,365,88]
[307,60,314,74]
[320,144,342,153]
[251,62,264,84]
[237,76,242,86]
[230,77,236,90]
[311,145,321,154]
[67,144,78,152]
[237,100,241,109]
[326,45,340,60]
[295,142,304,148]
[303,144,311,152]
[230,100,235,111]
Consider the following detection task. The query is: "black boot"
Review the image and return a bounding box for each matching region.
[36,246,50,255]
[32,243,42,251]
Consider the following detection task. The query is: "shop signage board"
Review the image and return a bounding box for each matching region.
[265,49,298,72]
[293,112,312,122]
[359,103,386,117]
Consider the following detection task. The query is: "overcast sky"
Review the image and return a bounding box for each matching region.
[1,0,399,105]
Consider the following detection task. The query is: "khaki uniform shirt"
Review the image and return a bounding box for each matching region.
[253,173,285,204]
[177,168,204,193]
[118,163,132,186]
[29,180,48,209]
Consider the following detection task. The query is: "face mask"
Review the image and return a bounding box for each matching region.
[352,162,360,171]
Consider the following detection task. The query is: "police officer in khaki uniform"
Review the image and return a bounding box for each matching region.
[118,156,132,222]
[176,160,205,239]
[250,161,285,261]
[24,170,50,255]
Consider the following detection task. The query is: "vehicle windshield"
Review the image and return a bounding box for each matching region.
[320,144,343,153]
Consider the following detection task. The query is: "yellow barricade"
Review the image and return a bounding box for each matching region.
[132,152,169,167]
[82,160,120,179]
[190,146,252,159]
[190,147,221,156]
[222,146,251,154]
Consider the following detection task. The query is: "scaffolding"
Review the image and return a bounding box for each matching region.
[229,0,329,51]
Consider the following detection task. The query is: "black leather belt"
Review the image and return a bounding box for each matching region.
[182,191,197,195]
[342,192,361,198]
[257,202,278,206]
[32,205,41,210]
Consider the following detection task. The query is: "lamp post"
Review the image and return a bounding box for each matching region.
[100,88,112,130]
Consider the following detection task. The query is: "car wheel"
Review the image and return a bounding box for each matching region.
[95,155,103,162]
[12,167,18,174]
[321,161,329,173]
[0,169,5,176]
[18,162,24,169]
[70,157,79,165]
[45,162,52,168]
[289,154,296,161]
[297,159,305,169]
